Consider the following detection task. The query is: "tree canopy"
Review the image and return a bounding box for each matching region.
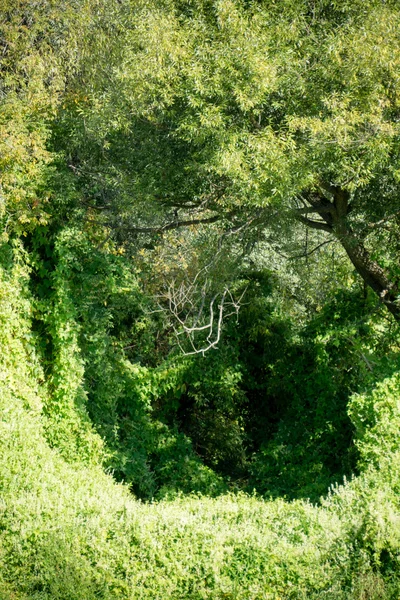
[34,0,398,312]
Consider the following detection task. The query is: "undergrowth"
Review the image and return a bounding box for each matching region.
[0,242,399,599]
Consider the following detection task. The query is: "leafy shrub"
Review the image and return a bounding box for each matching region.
[349,363,400,471]
[248,289,376,501]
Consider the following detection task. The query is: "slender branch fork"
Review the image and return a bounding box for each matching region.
[158,278,247,356]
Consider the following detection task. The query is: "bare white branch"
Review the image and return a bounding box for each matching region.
[157,278,245,356]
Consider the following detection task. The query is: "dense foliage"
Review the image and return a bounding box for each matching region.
[1,0,400,597]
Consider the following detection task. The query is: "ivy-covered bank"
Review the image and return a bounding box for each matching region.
[0,238,399,599]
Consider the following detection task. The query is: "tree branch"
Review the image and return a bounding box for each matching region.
[365,209,400,231]
[296,215,333,233]
[295,206,334,215]
[288,239,334,260]
[108,215,221,234]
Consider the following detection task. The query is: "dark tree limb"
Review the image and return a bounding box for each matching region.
[297,215,333,233]
[289,239,334,260]
[107,214,221,234]
[297,183,400,320]
[295,206,334,215]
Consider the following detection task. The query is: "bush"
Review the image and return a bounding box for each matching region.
[349,364,400,471]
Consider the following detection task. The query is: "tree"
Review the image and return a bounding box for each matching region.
[49,0,400,318]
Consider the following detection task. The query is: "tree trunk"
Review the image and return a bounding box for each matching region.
[339,232,400,320]
[298,186,400,320]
